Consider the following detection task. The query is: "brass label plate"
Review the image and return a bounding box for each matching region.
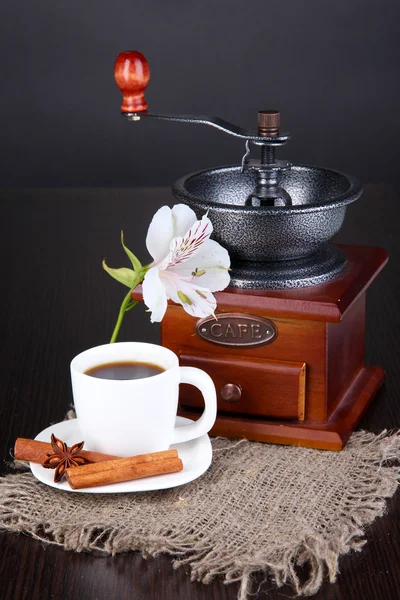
[196,313,277,348]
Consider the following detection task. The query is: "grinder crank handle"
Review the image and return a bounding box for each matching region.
[113,51,289,145]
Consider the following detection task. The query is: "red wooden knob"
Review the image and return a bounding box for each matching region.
[114,51,150,113]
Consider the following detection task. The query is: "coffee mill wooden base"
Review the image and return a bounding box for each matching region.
[156,244,388,451]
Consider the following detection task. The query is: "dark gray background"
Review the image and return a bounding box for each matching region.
[0,0,399,189]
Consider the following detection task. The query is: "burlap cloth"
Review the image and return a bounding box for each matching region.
[1,430,400,599]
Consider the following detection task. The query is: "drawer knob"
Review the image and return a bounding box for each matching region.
[221,383,242,403]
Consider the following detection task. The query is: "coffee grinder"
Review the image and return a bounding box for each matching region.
[114,51,388,450]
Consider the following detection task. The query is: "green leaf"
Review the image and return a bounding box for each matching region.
[121,232,142,274]
[102,260,136,288]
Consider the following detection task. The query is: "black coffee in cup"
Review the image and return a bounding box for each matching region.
[84,361,165,380]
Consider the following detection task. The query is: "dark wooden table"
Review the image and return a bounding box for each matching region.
[1,186,399,599]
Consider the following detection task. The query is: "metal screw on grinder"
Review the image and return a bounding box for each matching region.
[258,110,280,165]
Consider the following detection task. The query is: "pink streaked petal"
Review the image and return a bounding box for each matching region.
[160,215,213,270]
[173,239,231,291]
[158,270,183,302]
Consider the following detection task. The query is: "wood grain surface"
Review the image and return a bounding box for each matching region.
[0,185,399,599]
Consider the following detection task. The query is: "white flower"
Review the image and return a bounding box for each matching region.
[142,204,230,322]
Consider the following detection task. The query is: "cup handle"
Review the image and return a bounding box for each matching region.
[171,366,217,445]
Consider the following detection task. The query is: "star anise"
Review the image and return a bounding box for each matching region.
[42,434,92,483]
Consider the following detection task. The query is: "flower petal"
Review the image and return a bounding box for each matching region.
[145,204,198,264]
[170,204,197,238]
[180,287,217,319]
[142,267,168,323]
[160,271,217,319]
[145,206,175,263]
[162,215,213,270]
[173,239,231,291]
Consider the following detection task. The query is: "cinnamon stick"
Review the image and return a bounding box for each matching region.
[65,449,183,489]
[14,438,118,464]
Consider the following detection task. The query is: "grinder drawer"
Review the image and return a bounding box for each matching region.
[179,353,306,421]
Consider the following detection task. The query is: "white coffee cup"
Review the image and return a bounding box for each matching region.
[70,342,217,457]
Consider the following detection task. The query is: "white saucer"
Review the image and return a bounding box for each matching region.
[30,417,212,494]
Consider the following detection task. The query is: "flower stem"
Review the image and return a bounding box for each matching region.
[110,287,137,343]
[109,264,150,343]
[125,300,138,312]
